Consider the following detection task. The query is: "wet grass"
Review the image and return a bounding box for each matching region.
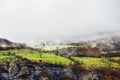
[72,57,120,69]
[0,50,120,68]
[0,50,73,65]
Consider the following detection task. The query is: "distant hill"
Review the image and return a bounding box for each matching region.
[68,34,120,51]
[0,38,29,50]
[94,35,120,51]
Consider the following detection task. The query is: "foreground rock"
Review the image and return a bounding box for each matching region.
[0,61,120,80]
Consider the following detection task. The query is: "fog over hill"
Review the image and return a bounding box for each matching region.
[0,38,29,49]
[0,30,120,48]
[27,31,120,47]
[0,0,120,45]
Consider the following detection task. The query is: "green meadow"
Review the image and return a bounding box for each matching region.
[72,57,120,69]
[0,50,120,69]
[0,50,72,65]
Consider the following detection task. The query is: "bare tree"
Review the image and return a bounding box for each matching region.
[39,43,45,58]
[55,47,59,55]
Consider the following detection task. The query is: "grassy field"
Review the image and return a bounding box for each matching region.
[0,50,120,68]
[72,57,120,69]
[0,56,21,64]
[0,50,73,65]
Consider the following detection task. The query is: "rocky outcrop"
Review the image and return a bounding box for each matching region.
[0,57,120,80]
[0,38,30,50]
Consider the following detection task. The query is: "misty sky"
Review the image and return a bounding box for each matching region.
[0,0,120,43]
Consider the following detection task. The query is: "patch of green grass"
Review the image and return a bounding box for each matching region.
[72,57,120,68]
[1,50,120,67]
[25,53,72,65]
[0,50,73,65]
[111,57,120,60]
[0,56,20,63]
